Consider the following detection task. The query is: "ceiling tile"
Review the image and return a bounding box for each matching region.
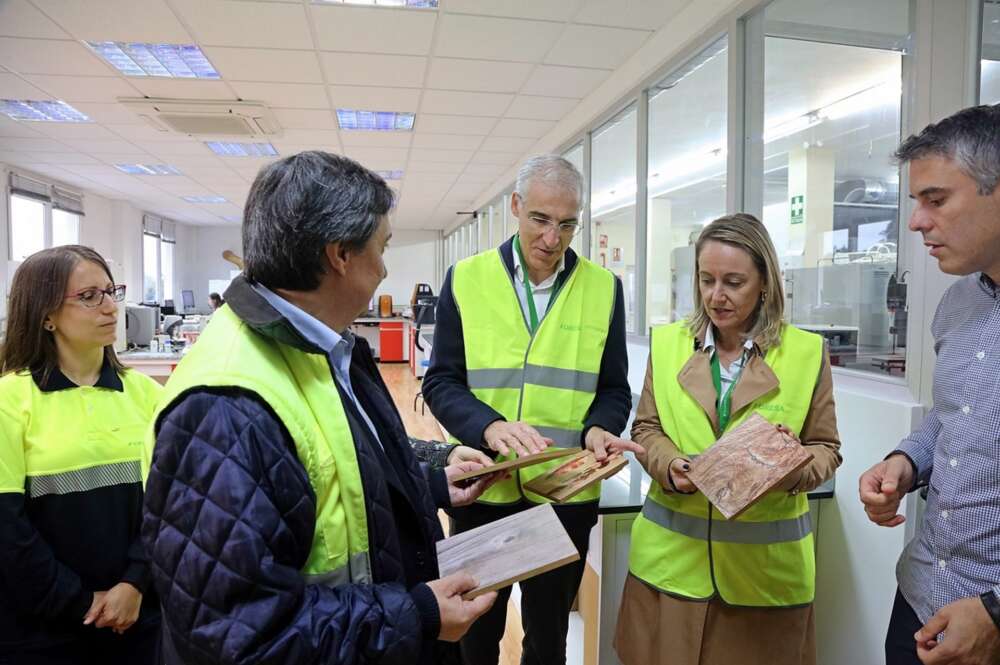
[339,131,412,148]
[468,153,519,167]
[128,79,237,101]
[273,108,338,130]
[63,138,147,154]
[32,0,192,42]
[343,146,408,170]
[520,64,610,98]
[205,47,323,84]
[443,0,583,22]
[409,148,473,163]
[415,114,496,135]
[420,90,512,117]
[170,0,313,49]
[545,25,651,69]
[448,183,487,199]
[72,103,146,124]
[313,6,436,56]
[105,123,182,142]
[0,0,70,39]
[88,151,161,165]
[23,75,142,103]
[280,128,342,144]
[478,135,535,152]
[18,151,102,165]
[142,141,214,157]
[0,136,71,151]
[505,95,578,121]
[328,85,421,113]
[28,123,122,141]
[230,82,329,109]
[0,116,45,138]
[0,72,51,99]
[491,118,555,138]
[321,53,426,88]
[426,58,532,93]
[434,14,561,63]
[453,172,500,184]
[405,160,464,175]
[573,0,692,30]
[411,133,483,150]
[0,38,112,76]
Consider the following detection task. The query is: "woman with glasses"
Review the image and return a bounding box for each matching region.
[0,246,162,665]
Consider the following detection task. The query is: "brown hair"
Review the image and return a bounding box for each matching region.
[1,245,126,383]
[686,213,786,350]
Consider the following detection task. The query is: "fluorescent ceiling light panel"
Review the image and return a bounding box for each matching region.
[86,41,220,78]
[337,109,415,131]
[0,100,90,122]
[316,0,438,7]
[114,163,182,175]
[182,195,228,204]
[377,170,404,180]
[205,141,279,157]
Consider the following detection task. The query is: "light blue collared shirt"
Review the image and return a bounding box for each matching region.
[252,283,382,450]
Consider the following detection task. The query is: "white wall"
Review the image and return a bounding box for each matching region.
[177,225,241,313]
[381,229,441,309]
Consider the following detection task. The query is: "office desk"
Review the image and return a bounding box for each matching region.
[119,350,184,384]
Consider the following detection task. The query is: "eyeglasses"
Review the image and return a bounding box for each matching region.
[64,284,126,309]
[528,215,581,238]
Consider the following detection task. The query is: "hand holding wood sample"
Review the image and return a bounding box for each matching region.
[686,413,813,520]
[436,503,580,599]
[449,447,576,483]
[522,450,628,503]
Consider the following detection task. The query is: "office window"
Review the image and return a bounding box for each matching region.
[647,37,728,326]
[143,233,159,303]
[562,143,585,255]
[10,194,45,262]
[759,0,909,375]
[52,209,80,246]
[982,1,1000,103]
[591,104,638,333]
[161,240,175,301]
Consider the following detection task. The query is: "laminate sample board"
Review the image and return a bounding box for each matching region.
[522,451,628,503]
[436,503,580,599]
[687,413,813,520]
[450,447,577,482]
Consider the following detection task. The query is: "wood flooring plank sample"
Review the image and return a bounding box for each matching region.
[450,447,577,482]
[522,451,628,503]
[686,413,813,520]
[436,503,580,599]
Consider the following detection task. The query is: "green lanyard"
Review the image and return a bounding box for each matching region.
[513,235,541,333]
[710,351,739,433]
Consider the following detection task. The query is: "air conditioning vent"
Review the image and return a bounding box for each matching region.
[118,98,282,138]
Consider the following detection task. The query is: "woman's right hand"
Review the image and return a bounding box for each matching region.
[667,458,697,494]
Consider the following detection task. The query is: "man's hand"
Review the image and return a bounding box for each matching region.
[84,583,142,633]
[483,421,552,457]
[444,461,507,507]
[584,427,644,461]
[915,596,1000,664]
[859,454,915,527]
[427,573,497,642]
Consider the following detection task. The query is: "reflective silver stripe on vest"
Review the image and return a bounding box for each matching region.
[302,551,372,587]
[468,365,599,393]
[27,460,142,499]
[467,368,522,390]
[535,426,583,448]
[641,498,812,545]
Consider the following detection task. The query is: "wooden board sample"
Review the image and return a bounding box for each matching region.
[436,503,580,599]
[522,451,628,503]
[450,447,577,482]
[686,413,813,520]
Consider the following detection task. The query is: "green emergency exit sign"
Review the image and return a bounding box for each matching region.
[790,195,804,224]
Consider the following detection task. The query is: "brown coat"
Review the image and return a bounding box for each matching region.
[614,325,841,665]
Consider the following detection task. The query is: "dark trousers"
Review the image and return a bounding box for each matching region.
[885,588,923,665]
[449,501,597,665]
[0,619,160,665]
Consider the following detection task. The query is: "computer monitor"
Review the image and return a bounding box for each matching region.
[125,305,157,348]
[161,299,176,316]
[181,289,195,312]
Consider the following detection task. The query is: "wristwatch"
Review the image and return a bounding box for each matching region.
[981,590,1000,632]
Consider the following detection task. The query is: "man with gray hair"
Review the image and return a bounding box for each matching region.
[859,105,1000,665]
[424,154,640,665]
[142,151,498,665]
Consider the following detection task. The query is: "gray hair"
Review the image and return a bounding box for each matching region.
[895,104,1000,195]
[514,154,585,208]
[242,150,393,290]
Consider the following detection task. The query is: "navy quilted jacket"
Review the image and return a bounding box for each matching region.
[142,280,459,665]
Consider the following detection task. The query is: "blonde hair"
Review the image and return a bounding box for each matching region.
[686,213,785,349]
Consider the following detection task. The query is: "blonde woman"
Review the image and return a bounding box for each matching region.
[615,213,842,665]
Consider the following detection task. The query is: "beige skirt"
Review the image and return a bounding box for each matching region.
[613,574,816,665]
